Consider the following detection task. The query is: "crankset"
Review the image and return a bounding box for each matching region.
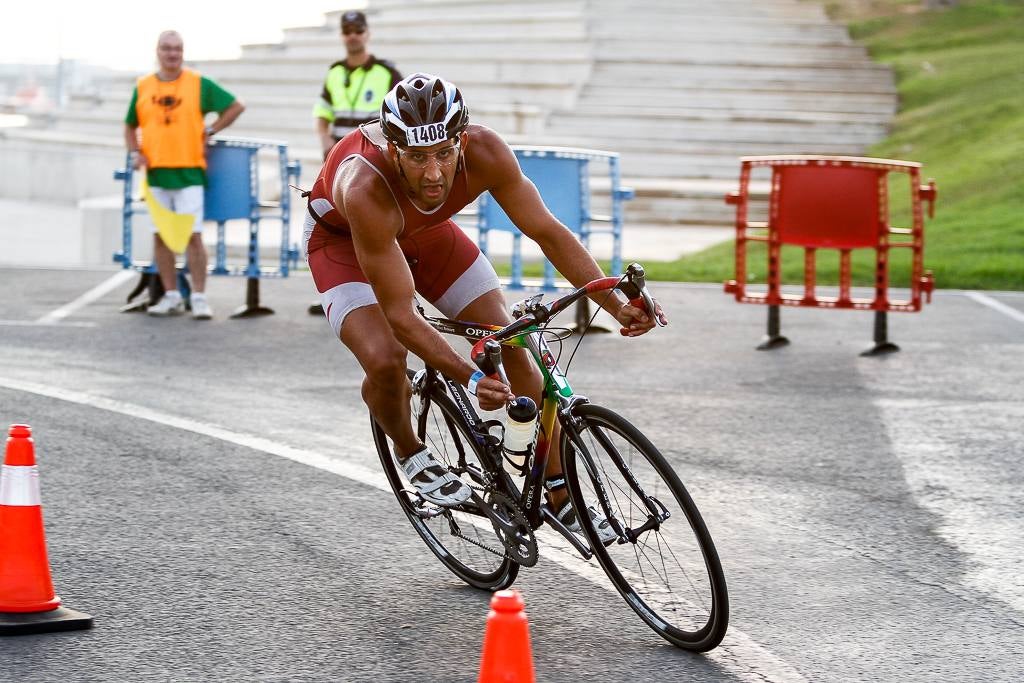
[470,489,538,567]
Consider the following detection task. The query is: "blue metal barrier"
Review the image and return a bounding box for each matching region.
[113,136,301,317]
[476,146,634,291]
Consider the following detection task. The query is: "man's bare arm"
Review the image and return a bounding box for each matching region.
[208,99,244,135]
[480,131,627,316]
[338,166,482,388]
[479,130,664,334]
[123,125,145,169]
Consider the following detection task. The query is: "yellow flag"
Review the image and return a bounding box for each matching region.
[141,177,195,254]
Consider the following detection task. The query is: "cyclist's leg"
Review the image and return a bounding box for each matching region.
[414,220,572,505]
[339,303,418,457]
[308,229,419,456]
[311,229,470,505]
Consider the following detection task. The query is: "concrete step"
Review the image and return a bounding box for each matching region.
[283,16,588,43]
[241,37,593,62]
[589,23,850,43]
[191,56,592,85]
[591,61,894,90]
[577,87,896,116]
[587,0,829,20]
[546,115,886,146]
[343,0,586,22]
[559,103,889,126]
[621,178,771,226]
[593,42,874,67]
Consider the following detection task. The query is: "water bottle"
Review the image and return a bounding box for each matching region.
[503,396,538,471]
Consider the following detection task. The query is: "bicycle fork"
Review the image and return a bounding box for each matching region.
[561,414,671,546]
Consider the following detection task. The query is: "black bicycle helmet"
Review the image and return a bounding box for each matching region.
[380,73,469,147]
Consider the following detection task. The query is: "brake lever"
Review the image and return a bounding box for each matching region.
[641,287,666,327]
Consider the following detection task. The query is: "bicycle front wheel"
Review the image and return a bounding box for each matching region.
[373,369,519,591]
[561,403,729,651]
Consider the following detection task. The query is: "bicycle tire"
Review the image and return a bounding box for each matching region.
[373,369,519,591]
[560,403,729,651]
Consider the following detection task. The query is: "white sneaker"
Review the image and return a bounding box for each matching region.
[190,294,213,320]
[147,291,184,317]
[555,498,620,546]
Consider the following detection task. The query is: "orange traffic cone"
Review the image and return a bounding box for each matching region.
[0,424,92,635]
[478,590,535,683]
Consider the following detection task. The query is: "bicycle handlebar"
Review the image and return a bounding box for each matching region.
[470,262,663,375]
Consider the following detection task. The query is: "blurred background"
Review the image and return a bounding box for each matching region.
[1,0,1020,291]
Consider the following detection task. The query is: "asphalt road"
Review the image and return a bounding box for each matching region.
[1,266,1022,682]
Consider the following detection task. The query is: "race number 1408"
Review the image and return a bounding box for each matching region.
[408,123,446,146]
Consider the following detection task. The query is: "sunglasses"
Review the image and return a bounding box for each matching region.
[342,27,366,35]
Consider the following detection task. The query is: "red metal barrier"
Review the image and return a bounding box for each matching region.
[724,156,936,355]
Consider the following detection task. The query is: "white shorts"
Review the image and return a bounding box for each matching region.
[147,185,204,234]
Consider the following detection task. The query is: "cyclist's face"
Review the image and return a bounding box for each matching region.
[393,135,464,209]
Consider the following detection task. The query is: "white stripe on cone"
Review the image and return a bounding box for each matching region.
[0,464,42,506]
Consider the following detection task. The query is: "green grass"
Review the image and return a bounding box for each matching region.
[658,0,1024,290]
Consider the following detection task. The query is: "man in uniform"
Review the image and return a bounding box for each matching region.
[314,10,402,159]
[309,10,403,316]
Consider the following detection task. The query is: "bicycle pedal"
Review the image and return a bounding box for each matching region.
[400,487,446,518]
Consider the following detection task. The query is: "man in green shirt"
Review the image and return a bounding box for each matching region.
[124,30,244,319]
[313,10,402,159]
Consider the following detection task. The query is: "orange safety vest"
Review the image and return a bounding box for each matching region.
[135,68,206,170]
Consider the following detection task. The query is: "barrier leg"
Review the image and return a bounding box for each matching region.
[177,268,192,310]
[861,311,900,356]
[757,305,790,350]
[566,298,612,335]
[231,218,274,318]
[231,278,274,318]
[120,266,163,313]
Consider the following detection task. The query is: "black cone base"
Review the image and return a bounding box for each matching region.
[0,605,93,636]
[756,335,790,351]
[860,341,900,357]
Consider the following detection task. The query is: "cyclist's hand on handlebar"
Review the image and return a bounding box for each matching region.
[476,376,514,411]
[616,299,667,337]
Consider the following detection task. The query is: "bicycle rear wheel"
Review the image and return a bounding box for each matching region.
[373,369,519,591]
[561,403,728,651]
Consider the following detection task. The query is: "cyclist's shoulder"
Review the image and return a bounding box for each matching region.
[335,156,399,219]
[465,124,513,163]
[465,125,520,183]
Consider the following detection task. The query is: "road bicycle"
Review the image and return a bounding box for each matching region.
[371,263,729,651]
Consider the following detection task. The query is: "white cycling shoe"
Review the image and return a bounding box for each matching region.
[400,446,472,507]
[554,498,620,546]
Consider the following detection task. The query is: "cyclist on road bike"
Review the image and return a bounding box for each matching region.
[304,73,665,536]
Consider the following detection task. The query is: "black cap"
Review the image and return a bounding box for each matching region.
[340,10,367,30]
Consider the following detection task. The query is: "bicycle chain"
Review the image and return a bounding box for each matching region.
[448,485,537,566]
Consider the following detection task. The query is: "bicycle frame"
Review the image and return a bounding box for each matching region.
[413,264,664,558]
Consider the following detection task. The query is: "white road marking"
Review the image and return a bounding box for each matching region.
[35,270,136,324]
[0,320,97,328]
[0,376,806,682]
[962,291,1024,324]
